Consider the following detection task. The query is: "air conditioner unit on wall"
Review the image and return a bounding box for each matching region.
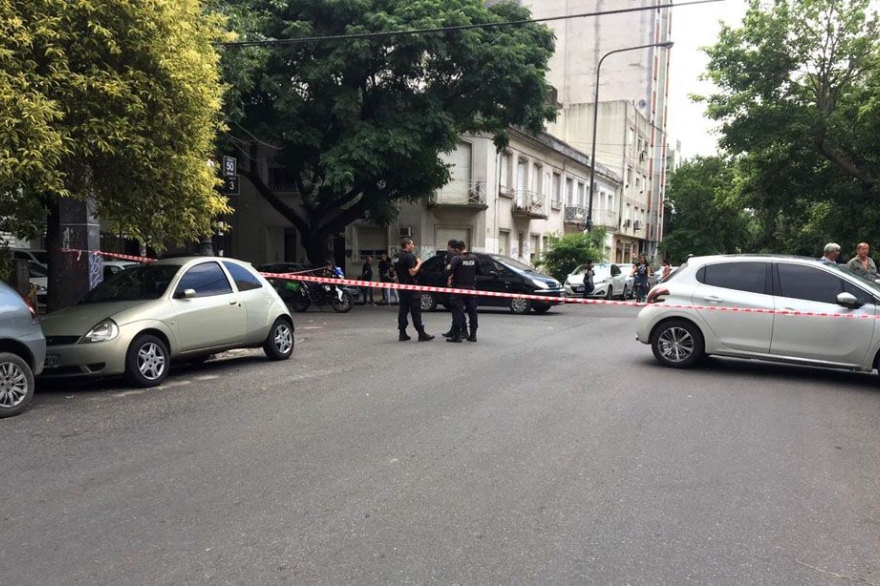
[398,226,413,238]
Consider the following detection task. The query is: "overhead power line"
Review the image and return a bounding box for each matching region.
[216,0,723,48]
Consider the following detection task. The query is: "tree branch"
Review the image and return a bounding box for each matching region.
[241,166,310,234]
[815,135,877,189]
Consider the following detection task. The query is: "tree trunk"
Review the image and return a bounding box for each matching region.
[302,230,332,268]
[45,197,62,314]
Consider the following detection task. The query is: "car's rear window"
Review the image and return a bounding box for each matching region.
[663,262,686,282]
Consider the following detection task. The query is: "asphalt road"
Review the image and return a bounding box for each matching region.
[2,303,879,586]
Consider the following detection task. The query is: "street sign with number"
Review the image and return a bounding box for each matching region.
[223,175,239,195]
[222,156,237,178]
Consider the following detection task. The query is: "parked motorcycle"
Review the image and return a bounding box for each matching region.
[270,267,353,313]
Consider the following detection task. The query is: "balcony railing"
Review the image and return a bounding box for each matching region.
[498,185,515,199]
[428,181,489,210]
[564,206,617,230]
[512,190,547,219]
[564,205,587,225]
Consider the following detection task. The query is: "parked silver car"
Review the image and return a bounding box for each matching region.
[0,280,46,418]
[40,257,294,387]
[636,255,880,374]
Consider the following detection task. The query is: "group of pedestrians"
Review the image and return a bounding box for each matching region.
[359,252,398,305]
[821,241,878,280]
[580,254,671,304]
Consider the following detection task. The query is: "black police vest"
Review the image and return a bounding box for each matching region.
[452,253,478,287]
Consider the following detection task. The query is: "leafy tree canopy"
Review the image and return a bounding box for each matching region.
[0,0,230,249]
[536,230,605,283]
[661,157,752,263]
[216,0,557,263]
[699,0,880,253]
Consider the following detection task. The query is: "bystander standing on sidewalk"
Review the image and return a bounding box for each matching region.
[378,252,397,305]
[846,242,878,280]
[360,256,374,305]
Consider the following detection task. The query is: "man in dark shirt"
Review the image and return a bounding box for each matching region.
[360,256,374,305]
[394,238,434,342]
[446,241,480,343]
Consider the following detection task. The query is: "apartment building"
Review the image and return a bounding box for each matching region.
[515,0,673,258]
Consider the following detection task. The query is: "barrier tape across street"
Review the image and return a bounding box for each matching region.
[57,247,876,320]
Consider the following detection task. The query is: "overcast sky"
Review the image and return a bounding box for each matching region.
[667,0,747,159]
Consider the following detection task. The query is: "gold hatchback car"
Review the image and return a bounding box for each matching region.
[39,257,294,387]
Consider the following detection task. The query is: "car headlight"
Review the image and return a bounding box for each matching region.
[531,278,549,289]
[82,319,119,343]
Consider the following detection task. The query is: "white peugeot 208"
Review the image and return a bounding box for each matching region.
[636,255,880,375]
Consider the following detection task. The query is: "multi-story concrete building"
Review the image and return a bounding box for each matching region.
[516,0,673,259]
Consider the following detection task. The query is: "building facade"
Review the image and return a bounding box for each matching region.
[224,129,620,277]
[516,0,673,258]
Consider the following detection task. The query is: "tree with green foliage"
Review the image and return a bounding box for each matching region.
[0,0,229,308]
[700,0,880,254]
[536,230,605,283]
[660,157,752,263]
[216,0,557,264]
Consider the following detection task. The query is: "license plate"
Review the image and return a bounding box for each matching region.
[44,354,60,368]
[574,286,584,292]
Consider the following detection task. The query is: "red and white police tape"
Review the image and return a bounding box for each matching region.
[58,247,876,320]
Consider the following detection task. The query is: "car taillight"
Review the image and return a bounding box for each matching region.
[647,287,669,304]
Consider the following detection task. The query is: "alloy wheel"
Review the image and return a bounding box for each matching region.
[137,342,167,381]
[274,323,293,354]
[0,361,28,408]
[657,326,696,364]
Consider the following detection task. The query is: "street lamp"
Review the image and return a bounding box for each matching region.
[586,40,674,232]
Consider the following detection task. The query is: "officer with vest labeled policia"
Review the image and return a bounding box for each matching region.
[445,240,480,343]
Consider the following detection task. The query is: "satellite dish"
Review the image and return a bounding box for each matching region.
[636,99,648,109]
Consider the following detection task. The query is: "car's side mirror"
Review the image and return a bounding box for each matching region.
[837,291,861,308]
[173,289,197,299]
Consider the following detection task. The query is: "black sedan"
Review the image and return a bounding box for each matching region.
[416,253,565,314]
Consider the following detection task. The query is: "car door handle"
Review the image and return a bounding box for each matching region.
[703,296,723,304]
[229,299,238,305]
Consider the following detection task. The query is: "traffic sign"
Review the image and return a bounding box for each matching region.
[222,156,237,178]
[222,175,239,195]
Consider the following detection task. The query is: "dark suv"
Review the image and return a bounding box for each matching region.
[416,253,565,314]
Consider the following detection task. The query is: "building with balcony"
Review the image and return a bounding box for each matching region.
[220,127,620,275]
[514,0,673,260]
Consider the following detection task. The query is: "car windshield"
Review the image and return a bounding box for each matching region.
[28,261,48,278]
[490,255,539,274]
[79,264,181,303]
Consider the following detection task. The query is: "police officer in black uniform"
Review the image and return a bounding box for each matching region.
[446,241,480,343]
[394,237,434,342]
[441,239,461,339]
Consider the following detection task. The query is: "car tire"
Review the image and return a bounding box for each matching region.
[606,286,613,300]
[263,317,294,361]
[420,292,437,312]
[509,297,532,314]
[532,304,551,314]
[0,352,35,419]
[624,286,634,300]
[125,334,170,387]
[651,319,705,368]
